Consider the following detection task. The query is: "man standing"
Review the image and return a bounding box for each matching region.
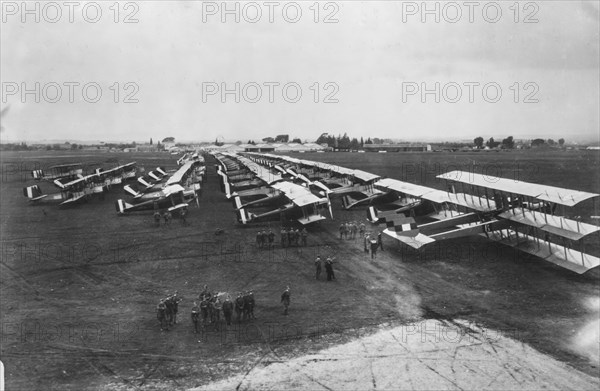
[247,291,256,320]
[221,295,234,326]
[280,227,287,247]
[153,211,161,227]
[191,301,201,334]
[235,292,245,323]
[180,207,188,226]
[325,257,335,281]
[170,291,182,324]
[256,231,263,249]
[281,286,291,315]
[268,230,275,249]
[301,228,308,246]
[315,255,322,280]
[377,231,384,251]
[157,300,168,331]
[370,237,378,259]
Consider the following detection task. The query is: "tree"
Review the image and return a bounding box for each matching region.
[559,138,565,146]
[71,143,78,149]
[365,137,373,144]
[262,137,275,143]
[531,138,545,147]
[547,138,556,146]
[501,136,514,149]
[275,134,289,143]
[485,137,499,148]
[360,137,364,148]
[473,137,484,149]
[150,138,153,145]
[291,138,302,143]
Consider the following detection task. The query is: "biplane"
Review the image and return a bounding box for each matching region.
[124,160,203,199]
[24,162,138,206]
[31,163,83,181]
[370,171,600,274]
[115,184,199,214]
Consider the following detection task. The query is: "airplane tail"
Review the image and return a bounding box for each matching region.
[148,171,160,181]
[123,184,141,198]
[115,199,134,214]
[23,185,43,199]
[223,178,232,198]
[31,169,44,180]
[236,207,250,224]
[137,177,153,188]
[233,195,243,210]
[156,167,167,176]
[367,205,380,224]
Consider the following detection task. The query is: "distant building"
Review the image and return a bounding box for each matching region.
[363,143,430,152]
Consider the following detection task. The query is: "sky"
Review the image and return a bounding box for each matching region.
[1,0,599,143]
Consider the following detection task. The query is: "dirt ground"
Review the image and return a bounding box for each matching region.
[0,150,598,390]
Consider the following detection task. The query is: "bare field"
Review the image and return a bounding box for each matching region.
[1,150,599,390]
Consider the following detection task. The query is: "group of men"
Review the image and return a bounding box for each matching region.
[156,291,183,331]
[314,255,336,281]
[280,227,308,247]
[153,208,188,227]
[339,221,366,240]
[256,230,275,249]
[189,286,255,334]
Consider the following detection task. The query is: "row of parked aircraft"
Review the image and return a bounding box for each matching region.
[237,152,599,274]
[213,152,333,225]
[115,152,206,215]
[24,162,138,205]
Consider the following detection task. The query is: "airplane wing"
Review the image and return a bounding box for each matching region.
[437,171,599,207]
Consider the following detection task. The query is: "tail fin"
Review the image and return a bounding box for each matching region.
[236,207,249,224]
[23,185,43,199]
[31,169,43,180]
[123,184,141,198]
[367,206,379,224]
[148,171,160,181]
[233,195,243,210]
[137,177,152,188]
[115,199,133,214]
[223,178,231,198]
[156,167,167,176]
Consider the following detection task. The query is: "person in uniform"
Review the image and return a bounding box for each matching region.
[315,255,322,280]
[287,229,294,247]
[191,301,201,334]
[301,228,308,246]
[164,296,174,325]
[235,292,245,323]
[247,291,255,320]
[281,286,291,315]
[210,295,221,330]
[256,231,263,249]
[293,228,300,246]
[370,237,379,259]
[170,291,182,324]
[359,222,366,238]
[222,295,234,326]
[153,211,161,227]
[157,300,168,331]
[280,227,287,247]
[377,231,384,251]
[268,230,275,249]
[364,233,370,253]
[199,285,211,301]
[180,207,188,226]
[200,298,210,326]
[339,223,345,239]
[325,257,333,281]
